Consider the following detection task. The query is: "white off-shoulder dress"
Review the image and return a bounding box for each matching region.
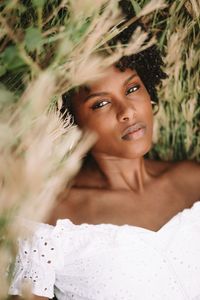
[9,201,200,300]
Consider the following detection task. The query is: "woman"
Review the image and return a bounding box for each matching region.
[9,3,200,300]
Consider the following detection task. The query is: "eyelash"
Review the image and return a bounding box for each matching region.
[91,100,110,110]
[91,84,140,110]
[126,84,140,95]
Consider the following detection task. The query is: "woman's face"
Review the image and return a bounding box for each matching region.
[72,65,153,158]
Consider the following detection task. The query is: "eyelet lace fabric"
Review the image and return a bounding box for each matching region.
[9,201,200,300]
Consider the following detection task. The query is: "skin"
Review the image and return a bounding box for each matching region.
[73,68,153,160]
[51,65,200,230]
[12,65,200,300]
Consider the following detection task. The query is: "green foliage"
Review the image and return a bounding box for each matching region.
[32,0,46,8]
[0,46,25,75]
[24,27,43,52]
[131,0,142,14]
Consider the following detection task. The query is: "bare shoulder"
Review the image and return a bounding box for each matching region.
[47,163,106,225]
[46,178,99,226]
[167,160,200,199]
[146,158,200,178]
[145,159,173,176]
[170,160,200,178]
[46,188,75,225]
[146,159,200,201]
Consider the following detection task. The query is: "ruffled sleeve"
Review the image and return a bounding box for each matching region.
[9,222,61,299]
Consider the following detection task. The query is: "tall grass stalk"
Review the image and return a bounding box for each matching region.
[150,0,200,161]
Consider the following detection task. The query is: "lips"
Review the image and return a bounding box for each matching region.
[121,122,146,141]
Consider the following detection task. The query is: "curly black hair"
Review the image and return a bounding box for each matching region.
[61,0,167,119]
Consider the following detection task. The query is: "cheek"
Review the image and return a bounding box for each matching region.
[137,98,153,120]
[87,118,114,137]
[75,113,111,139]
[146,108,154,134]
[72,105,90,128]
[146,105,153,124]
[75,107,113,134]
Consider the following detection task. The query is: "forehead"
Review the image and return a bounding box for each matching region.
[87,65,136,91]
[76,65,137,98]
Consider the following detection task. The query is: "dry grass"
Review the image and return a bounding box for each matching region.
[149,0,200,161]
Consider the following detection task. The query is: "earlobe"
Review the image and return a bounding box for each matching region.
[150,100,159,115]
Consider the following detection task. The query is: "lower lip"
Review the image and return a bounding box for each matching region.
[122,127,146,141]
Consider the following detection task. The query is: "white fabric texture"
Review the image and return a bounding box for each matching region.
[9,201,200,300]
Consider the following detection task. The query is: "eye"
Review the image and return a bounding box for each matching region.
[126,84,140,96]
[91,100,110,110]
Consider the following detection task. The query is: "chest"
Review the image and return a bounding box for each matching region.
[67,181,190,231]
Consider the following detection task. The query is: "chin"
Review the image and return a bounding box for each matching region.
[92,136,152,159]
[117,139,152,159]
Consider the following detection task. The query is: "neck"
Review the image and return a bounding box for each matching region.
[92,152,151,193]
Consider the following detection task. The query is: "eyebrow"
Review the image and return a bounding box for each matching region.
[124,73,137,86]
[83,73,138,102]
[84,92,108,102]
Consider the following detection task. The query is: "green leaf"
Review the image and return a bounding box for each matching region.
[0,62,7,77]
[25,27,43,52]
[32,0,45,8]
[0,46,25,71]
[130,0,141,15]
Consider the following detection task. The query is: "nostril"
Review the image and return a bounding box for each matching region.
[122,116,129,121]
[117,105,135,122]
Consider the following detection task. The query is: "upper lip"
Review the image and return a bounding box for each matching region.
[121,122,146,138]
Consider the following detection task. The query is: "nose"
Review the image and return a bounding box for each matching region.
[116,102,136,122]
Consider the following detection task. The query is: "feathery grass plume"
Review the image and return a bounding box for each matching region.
[0,0,168,298]
[138,0,167,17]
[0,71,96,299]
[185,0,200,18]
[148,0,200,161]
[56,0,166,91]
